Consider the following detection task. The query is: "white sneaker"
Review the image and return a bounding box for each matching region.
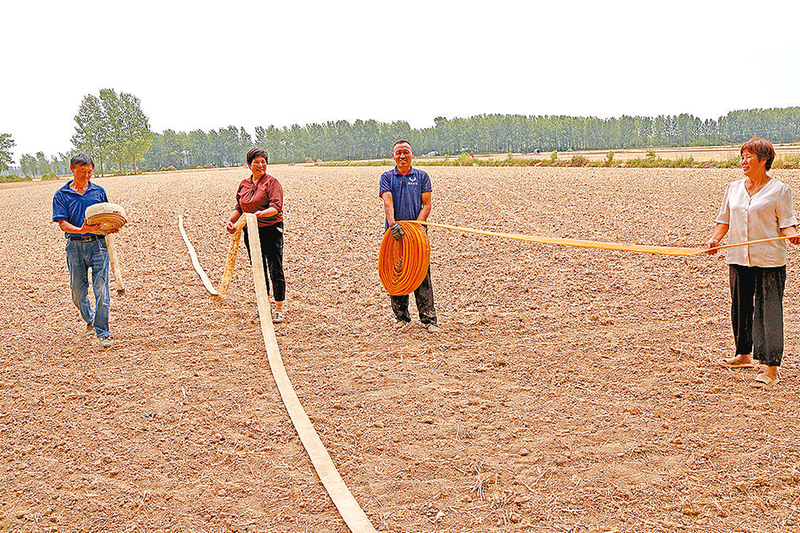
[99,337,114,348]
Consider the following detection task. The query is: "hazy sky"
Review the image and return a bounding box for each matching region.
[3,0,798,161]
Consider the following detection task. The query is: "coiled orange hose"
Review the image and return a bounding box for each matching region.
[378,221,430,295]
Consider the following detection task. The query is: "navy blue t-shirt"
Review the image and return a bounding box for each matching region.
[379,167,432,229]
[52,181,109,238]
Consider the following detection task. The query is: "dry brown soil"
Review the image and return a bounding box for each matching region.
[3,166,800,533]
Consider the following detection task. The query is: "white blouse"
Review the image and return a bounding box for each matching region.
[715,178,798,267]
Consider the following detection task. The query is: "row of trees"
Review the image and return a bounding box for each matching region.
[19,152,73,178]
[5,101,800,177]
[141,107,800,169]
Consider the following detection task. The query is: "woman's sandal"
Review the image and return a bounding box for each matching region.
[272,311,285,323]
[720,356,755,369]
[750,373,779,389]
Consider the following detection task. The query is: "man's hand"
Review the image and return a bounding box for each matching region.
[225,220,236,234]
[390,223,404,241]
[79,220,98,234]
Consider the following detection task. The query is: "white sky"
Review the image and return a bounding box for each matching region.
[2,0,799,161]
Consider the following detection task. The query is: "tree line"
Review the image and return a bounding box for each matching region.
[141,107,800,170]
[3,95,799,177]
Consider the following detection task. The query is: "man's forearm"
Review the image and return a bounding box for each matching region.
[381,194,395,225]
[417,205,431,221]
[58,220,86,234]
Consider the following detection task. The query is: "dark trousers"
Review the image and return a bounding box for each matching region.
[391,267,437,325]
[244,222,285,301]
[729,264,786,367]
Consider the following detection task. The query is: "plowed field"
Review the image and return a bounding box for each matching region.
[2,165,800,532]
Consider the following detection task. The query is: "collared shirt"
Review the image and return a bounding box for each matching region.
[379,166,432,229]
[715,177,798,267]
[52,181,109,238]
[235,173,283,227]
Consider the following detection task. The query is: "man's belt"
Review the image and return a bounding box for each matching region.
[68,234,104,242]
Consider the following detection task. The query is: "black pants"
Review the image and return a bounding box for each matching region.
[729,264,786,367]
[391,267,437,325]
[244,222,285,301]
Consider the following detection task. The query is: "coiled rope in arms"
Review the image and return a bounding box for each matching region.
[85,202,127,294]
[378,220,431,296]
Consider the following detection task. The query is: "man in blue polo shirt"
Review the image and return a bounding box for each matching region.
[52,154,116,348]
[379,140,439,333]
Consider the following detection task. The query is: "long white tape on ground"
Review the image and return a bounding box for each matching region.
[180,213,376,532]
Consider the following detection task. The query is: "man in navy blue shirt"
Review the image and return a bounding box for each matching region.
[52,154,116,347]
[379,140,439,333]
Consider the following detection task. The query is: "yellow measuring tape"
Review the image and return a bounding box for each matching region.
[416,221,794,256]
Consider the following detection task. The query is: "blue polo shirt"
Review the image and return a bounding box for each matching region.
[379,167,432,229]
[52,181,109,238]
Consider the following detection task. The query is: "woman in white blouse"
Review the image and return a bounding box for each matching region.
[707,137,800,388]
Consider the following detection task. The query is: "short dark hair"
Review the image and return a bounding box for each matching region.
[741,137,776,171]
[70,153,95,168]
[246,147,269,166]
[393,139,412,151]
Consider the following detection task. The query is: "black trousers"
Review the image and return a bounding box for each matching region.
[729,264,786,367]
[244,222,285,301]
[391,267,437,325]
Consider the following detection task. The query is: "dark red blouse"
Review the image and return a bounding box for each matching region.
[235,174,283,227]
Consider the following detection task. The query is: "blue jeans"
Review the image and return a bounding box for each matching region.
[65,238,111,338]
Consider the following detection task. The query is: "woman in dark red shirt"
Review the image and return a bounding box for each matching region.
[226,147,286,322]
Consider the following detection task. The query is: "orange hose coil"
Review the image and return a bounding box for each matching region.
[378,221,431,296]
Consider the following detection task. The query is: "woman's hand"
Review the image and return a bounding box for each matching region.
[706,223,729,255]
[781,225,800,245]
[225,220,236,234]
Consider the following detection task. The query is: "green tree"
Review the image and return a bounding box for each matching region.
[20,153,37,177]
[72,89,152,175]
[36,151,51,176]
[72,94,111,175]
[0,133,15,172]
[99,89,153,174]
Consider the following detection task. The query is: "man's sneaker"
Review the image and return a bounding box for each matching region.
[99,337,114,348]
[86,322,94,335]
[426,324,440,334]
[392,320,410,330]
